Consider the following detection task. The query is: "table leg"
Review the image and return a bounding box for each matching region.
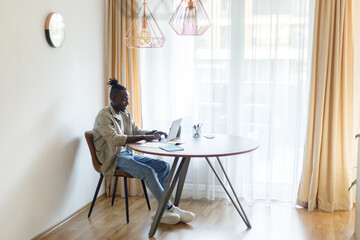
[174,157,191,206]
[148,157,187,237]
[205,157,252,229]
[216,157,251,227]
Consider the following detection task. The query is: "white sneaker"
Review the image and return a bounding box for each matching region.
[151,209,180,225]
[169,206,195,223]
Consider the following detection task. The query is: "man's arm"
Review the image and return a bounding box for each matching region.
[125,130,168,143]
[95,110,163,146]
[126,134,159,143]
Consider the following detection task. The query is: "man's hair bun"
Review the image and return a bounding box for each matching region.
[108,78,119,86]
[108,78,127,99]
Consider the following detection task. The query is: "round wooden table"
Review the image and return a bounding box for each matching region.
[128,134,259,237]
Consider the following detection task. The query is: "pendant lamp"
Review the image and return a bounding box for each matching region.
[125,1,166,48]
[169,0,212,36]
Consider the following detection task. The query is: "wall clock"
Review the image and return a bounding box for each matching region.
[45,13,66,48]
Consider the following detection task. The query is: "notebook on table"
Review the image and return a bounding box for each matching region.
[159,144,184,152]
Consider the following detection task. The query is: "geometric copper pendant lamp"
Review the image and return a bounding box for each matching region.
[125,0,166,48]
[169,0,212,36]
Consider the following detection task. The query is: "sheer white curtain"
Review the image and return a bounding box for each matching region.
[139,0,315,204]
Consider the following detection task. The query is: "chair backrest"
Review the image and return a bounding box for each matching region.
[85,131,102,173]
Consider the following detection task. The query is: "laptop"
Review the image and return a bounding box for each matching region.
[161,118,182,142]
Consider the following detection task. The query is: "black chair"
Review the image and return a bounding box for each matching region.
[85,131,151,223]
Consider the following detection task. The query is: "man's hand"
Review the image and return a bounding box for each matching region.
[143,135,159,142]
[154,131,167,140]
[146,130,168,140]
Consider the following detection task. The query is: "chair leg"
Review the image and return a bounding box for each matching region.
[88,174,104,218]
[141,180,151,210]
[124,177,129,223]
[112,176,118,206]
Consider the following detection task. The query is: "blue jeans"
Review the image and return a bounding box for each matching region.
[117,150,172,208]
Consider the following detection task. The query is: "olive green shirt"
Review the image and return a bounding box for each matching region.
[93,104,148,181]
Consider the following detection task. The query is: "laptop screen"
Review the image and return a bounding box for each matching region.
[167,118,182,141]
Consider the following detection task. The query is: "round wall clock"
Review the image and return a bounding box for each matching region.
[45,13,66,48]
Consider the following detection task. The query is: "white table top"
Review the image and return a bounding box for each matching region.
[128,134,259,158]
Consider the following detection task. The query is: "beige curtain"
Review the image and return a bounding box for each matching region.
[105,0,144,197]
[297,0,354,212]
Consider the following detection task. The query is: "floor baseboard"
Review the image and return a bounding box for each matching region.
[32,193,106,240]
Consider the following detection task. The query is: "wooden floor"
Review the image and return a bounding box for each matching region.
[38,196,355,240]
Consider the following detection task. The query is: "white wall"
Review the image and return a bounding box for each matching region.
[0,0,105,239]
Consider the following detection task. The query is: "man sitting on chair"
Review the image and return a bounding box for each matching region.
[93,79,195,225]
